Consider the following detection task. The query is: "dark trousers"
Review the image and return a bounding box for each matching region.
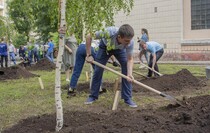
[89,41,132,100]
[70,44,96,88]
[148,49,164,77]
[1,55,8,67]
[33,50,39,62]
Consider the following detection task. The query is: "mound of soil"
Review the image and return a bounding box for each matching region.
[133,69,205,92]
[27,58,56,71]
[3,95,210,133]
[0,66,38,81]
[62,69,205,94]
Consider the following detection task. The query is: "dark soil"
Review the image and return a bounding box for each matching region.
[3,95,210,133]
[25,58,56,71]
[62,69,206,93]
[133,69,206,92]
[0,66,38,81]
[2,68,209,133]
[64,69,205,94]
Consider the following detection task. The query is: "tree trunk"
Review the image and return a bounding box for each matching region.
[55,0,66,131]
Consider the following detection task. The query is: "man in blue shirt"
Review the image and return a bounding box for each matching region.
[46,39,54,62]
[0,38,8,67]
[85,24,137,108]
[139,40,164,77]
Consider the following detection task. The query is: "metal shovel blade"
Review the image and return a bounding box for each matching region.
[160,92,184,106]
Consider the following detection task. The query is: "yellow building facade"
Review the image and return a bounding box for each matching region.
[0,0,6,16]
[114,0,210,61]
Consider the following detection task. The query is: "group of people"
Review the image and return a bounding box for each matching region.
[1,24,164,108]
[66,24,164,108]
[138,28,164,77]
[0,38,16,67]
[63,24,164,108]
[0,38,55,68]
[19,39,55,66]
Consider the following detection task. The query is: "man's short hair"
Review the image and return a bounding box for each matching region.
[139,39,146,47]
[118,24,134,38]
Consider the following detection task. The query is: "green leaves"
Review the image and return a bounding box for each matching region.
[7,0,33,41]
[6,0,134,43]
[66,0,133,40]
[0,16,15,43]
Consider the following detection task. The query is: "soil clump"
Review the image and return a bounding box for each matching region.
[20,58,56,71]
[3,95,210,133]
[133,69,206,92]
[0,65,37,81]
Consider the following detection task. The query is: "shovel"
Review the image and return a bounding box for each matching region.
[140,63,163,76]
[92,60,183,106]
[133,71,148,78]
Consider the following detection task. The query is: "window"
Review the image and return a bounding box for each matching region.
[154,7,157,13]
[191,0,210,30]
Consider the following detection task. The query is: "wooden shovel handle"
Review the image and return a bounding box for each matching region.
[140,63,163,76]
[92,61,161,95]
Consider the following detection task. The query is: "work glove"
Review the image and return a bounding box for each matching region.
[113,61,120,67]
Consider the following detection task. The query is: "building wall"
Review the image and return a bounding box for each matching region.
[114,0,183,54]
[181,0,210,60]
[183,0,210,40]
[114,0,210,61]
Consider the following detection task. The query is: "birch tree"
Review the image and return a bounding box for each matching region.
[55,0,66,131]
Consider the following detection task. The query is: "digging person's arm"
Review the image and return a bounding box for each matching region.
[85,33,94,63]
[64,45,72,54]
[152,53,156,70]
[139,50,144,63]
[126,40,135,82]
[127,54,134,81]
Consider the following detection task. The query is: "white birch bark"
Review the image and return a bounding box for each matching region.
[55,0,66,131]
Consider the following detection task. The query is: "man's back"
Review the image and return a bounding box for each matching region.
[0,42,8,56]
[48,42,54,52]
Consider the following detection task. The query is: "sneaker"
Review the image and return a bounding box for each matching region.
[67,88,76,96]
[99,88,107,95]
[84,97,96,105]
[124,99,138,108]
[146,75,152,78]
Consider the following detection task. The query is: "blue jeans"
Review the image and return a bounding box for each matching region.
[148,49,164,77]
[89,41,132,100]
[29,50,34,63]
[46,51,54,62]
[70,44,96,88]
[9,52,16,65]
[33,50,39,62]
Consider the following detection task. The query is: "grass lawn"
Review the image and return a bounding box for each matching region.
[0,63,207,131]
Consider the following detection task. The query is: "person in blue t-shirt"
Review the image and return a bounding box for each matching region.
[0,38,8,67]
[85,24,137,108]
[46,39,54,62]
[138,28,149,67]
[139,40,164,77]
